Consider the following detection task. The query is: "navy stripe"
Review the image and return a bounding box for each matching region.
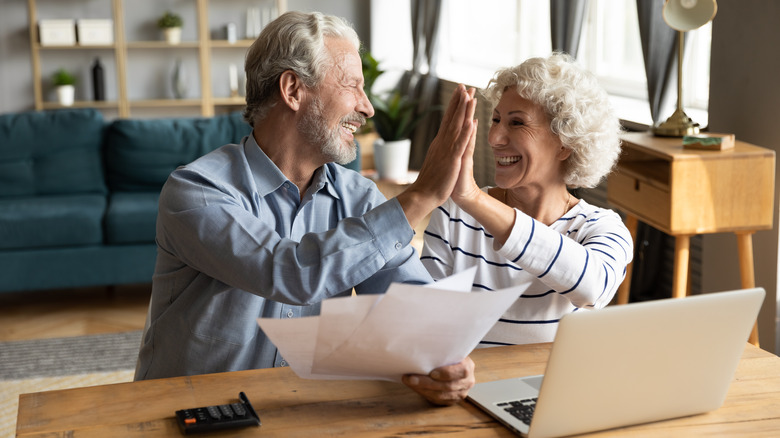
[437,206,494,238]
[497,317,560,324]
[425,230,522,271]
[560,250,589,295]
[512,217,535,262]
[538,234,563,278]
[420,255,445,264]
[604,233,630,258]
[474,284,557,298]
[521,290,557,298]
[479,340,515,346]
[590,246,616,261]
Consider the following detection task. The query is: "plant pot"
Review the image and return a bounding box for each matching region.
[56,85,75,106]
[373,138,411,182]
[163,27,182,44]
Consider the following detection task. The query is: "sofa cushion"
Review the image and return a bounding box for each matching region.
[0,109,107,197]
[105,111,252,192]
[105,191,160,244]
[0,194,106,250]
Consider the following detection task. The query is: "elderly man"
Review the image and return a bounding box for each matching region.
[134,11,477,405]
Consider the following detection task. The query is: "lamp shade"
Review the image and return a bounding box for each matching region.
[662,0,717,31]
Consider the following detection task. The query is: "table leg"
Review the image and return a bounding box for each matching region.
[672,235,691,299]
[736,231,760,347]
[616,214,638,305]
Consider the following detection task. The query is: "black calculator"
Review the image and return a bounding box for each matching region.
[175,392,261,434]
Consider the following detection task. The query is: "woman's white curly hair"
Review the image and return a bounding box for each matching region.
[483,53,623,188]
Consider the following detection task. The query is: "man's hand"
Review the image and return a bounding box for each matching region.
[396,84,477,229]
[401,357,476,406]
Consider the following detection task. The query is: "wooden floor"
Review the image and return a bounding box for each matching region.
[0,284,151,342]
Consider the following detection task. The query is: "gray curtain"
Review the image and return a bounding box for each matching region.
[629,0,685,302]
[550,0,589,58]
[399,0,443,169]
[636,0,679,124]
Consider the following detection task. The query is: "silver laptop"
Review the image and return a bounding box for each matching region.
[467,288,765,438]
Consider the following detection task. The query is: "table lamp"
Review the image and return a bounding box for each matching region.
[652,0,717,137]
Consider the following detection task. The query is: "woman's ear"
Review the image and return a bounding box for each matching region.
[558,144,572,161]
[279,70,304,111]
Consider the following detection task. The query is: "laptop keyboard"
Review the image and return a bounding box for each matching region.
[497,398,537,426]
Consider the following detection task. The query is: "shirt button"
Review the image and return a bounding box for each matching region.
[280,360,288,367]
[286,309,294,318]
[394,242,403,250]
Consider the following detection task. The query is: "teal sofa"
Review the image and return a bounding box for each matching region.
[0,108,360,294]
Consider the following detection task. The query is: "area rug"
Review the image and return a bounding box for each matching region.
[0,331,142,438]
[0,330,142,380]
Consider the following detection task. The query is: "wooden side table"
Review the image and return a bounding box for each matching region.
[607,132,775,346]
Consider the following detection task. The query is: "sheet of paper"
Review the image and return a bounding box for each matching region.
[257,268,523,382]
[422,266,476,292]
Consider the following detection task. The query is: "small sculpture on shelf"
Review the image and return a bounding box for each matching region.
[171,58,188,99]
[52,68,76,107]
[157,11,183,44]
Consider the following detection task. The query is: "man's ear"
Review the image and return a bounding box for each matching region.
[279,70,304,111]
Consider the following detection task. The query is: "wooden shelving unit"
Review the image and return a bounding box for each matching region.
[27,0,287,118]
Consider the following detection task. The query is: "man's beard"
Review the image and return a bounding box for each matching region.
[297,96,359,165]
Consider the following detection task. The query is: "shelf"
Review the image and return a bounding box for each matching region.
[27,0,287,118]
[41,100,119,110]
[129,99,202,108]
[126,41,200,49]
[210,40,254,48]
[37,44,116,50]
[212,97,246,106]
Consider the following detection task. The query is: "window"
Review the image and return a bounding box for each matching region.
[372,0,711,127]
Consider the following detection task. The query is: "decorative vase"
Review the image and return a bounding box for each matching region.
[172,58,187,99]
[373,138,411,182]
[91,57,105,101]
[56,85,75,106]
[163,27,182,44]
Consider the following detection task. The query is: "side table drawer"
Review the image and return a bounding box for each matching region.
[607,170,671,231]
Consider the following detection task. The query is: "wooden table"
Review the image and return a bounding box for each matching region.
[607,132,775,345]
[16,342,780,437]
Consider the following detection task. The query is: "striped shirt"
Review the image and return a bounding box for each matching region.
[421,189,633,346]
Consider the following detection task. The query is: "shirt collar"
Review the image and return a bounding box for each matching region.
[243,132,341,200]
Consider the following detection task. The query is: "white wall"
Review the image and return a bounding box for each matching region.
[705,0,780,353]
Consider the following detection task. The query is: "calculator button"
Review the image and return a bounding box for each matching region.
[207,406,221,419]
[219,404,234,418]
[231,403,247,416]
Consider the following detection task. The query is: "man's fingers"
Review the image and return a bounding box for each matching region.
[438,83,467,130]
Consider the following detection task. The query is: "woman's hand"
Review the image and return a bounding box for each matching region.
[451,117,482,207]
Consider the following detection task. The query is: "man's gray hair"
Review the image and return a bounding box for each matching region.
[242,11,360,126]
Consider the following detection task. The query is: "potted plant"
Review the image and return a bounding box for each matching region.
[52,68,76,106]
[362,50,438,181]
[157,11,183,44]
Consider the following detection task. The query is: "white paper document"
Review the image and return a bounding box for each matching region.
[257,268,524,382]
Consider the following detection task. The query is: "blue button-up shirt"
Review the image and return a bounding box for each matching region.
[135,134,431,380]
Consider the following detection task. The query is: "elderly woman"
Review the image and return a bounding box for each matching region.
[421,53,633,346]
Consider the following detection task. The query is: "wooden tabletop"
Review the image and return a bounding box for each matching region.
[16,343,780,437]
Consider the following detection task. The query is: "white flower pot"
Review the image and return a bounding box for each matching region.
[163,27,182,44]
[373,138,411,182]
[56,85,75,106]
